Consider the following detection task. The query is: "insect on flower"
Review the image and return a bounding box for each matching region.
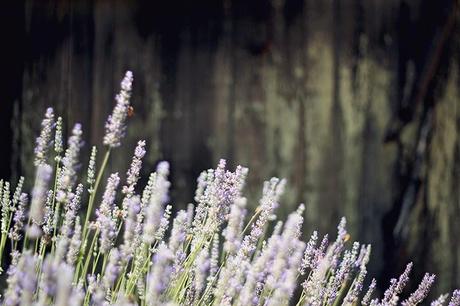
[127,105,135,117]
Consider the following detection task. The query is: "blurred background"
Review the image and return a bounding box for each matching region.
[1,0,460,298]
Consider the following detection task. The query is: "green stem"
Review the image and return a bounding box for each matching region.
[22,218,32,252]
[49,160,61,252]
[101,253,109,276]
[82,149,111,242]
[240,207,262,237]
[91,251,101,275]
[80,230,99,283]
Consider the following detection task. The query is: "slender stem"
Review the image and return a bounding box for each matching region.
[82,149,111,242]
[80,230,99,283]
[22,218,32,252]
[48,159,61,250]
[0,233,7,267]
[78,148,111,278]
[101,253,108,276]
[240,207,262,237]
[92,251,101,275]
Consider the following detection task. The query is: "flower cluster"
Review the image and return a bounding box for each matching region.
[0,71,457,306]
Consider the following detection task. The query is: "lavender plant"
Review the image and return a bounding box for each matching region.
[0,71,458,306]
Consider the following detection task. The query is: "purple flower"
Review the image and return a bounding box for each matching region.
[34,107,55,166]
[8,193,28,242]
[103,71,133,148]
[449,290,460,306]
[96,173,120,253]
[28,163,53,238]
[402,273,436,306]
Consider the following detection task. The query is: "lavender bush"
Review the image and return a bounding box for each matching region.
[0,71,458,306]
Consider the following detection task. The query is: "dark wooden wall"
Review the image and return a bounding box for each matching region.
[1,0,460,296]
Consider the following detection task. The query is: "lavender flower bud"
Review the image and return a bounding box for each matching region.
[54,116,63,156]
[57,123,83,199]
[266,240,305,306]
[41,190,54,237]
[194,170,208,203]
[55,263,73,306]
[299,230,318,275]
[344,266,367,305]
[3,251,21,306]
[450,290,460,306]
[1,182,11,234]
[28,164,53,238]
[9,193,28,242]
[37,256,58,304]
[168,210,188,255]
[265,210,305,295]
[103,248,121,290]
[362,278,377,305]
[209,233,220,278]
[194,246,210,297]
[432,294,449,306]
[143,162,170,245]
[141,172,156,208]
[238,233,281,306]
[382,262,413,305]
[34,107,54,166]
[69,283,85,306]
[103,71,133,148]
[11,177,24,209]
[123,140,146,198]
[0,180,4,210]
[19,252,38,306]
[238,177,285,258]
[87,146,97,189]
[402,273,436,306]
[223,197,247,255]
[155,205,172,241]
[66,216,82,265]
[61,183,83,238]
[96,173,120,253]
[120,195,141,260]
[146,244,174,306]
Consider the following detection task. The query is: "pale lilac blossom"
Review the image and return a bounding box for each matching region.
[103,71,133,148]
[34,107,55,166]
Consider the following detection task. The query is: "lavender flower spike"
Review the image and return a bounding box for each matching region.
[168,210,188,254]
[87,146,97,189]
[362,278,377,305]
[54,116,63,156]
[55,263,74,306]
[122,140,146,214]
[223,196,247,255]
[28,163,53,238]
[431,294,449,306]
[103,248,121,291]
[66,216,81,265]
[143,161,170,245]
[123,140,146,197]
[9,193,28,242]
[57,123,83,201]
[103,70,134,148]
[449,290,460,306]
[146,243,174,306]
[382,262,413,305]
[1,182,10,234]
[34,107,54,166]
[96,173,120,253]
[120,195,141,260]
[402,273,436,306]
